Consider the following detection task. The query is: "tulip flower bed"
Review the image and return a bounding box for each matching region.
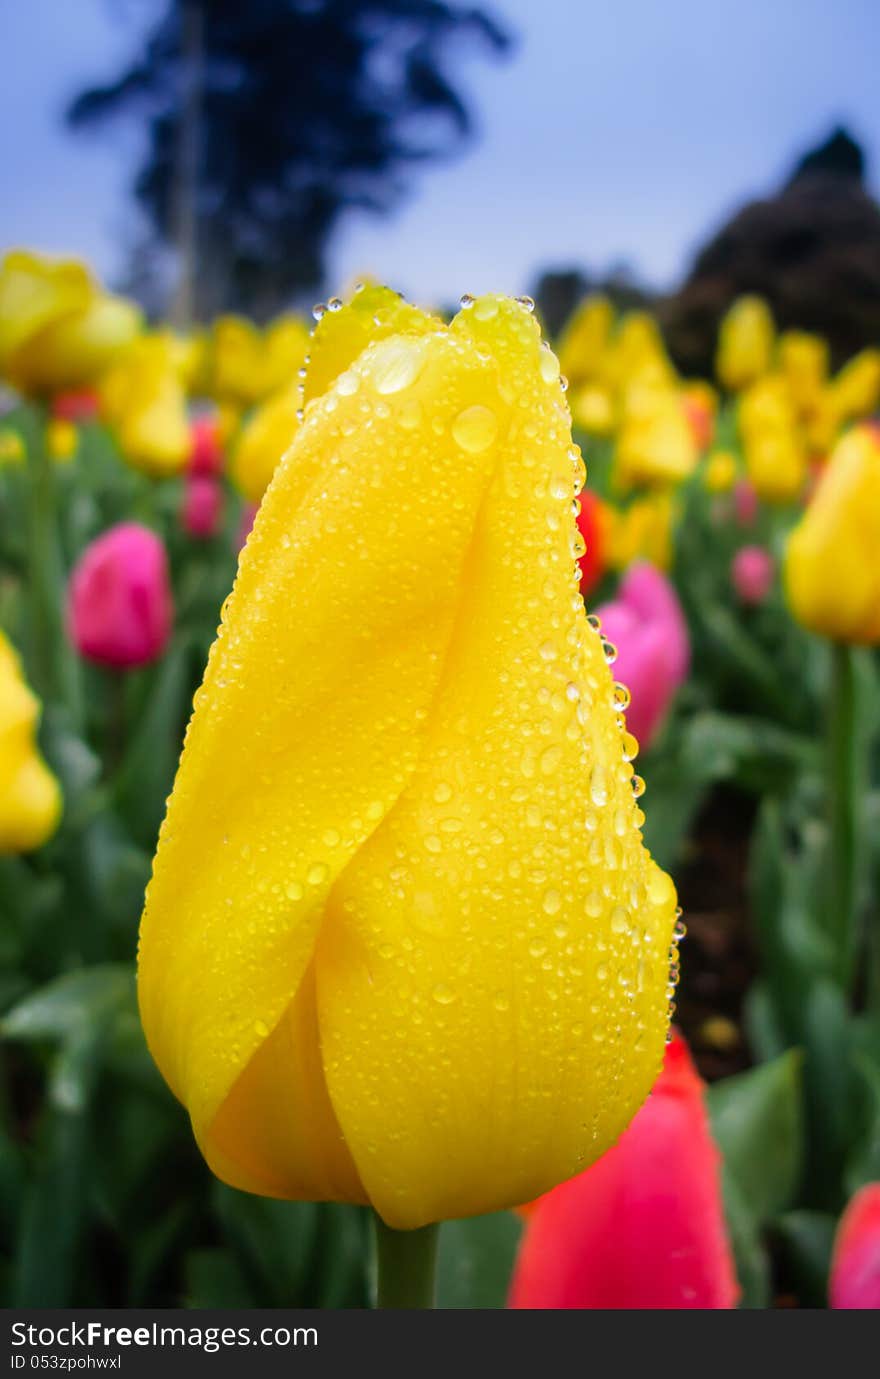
[1,253,879,1310]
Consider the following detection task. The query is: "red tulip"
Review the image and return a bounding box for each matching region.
[830,1184,880,1309]
[67,522,173,670]
[509,1033,739,1309]
[52,390,99,424]
[188,414,224,477]
[181,474,223,540]
[576,490,607,596]
[731,545,775,606]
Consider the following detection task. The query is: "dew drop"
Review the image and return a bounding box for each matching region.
[372,338,424,395]
[459,293,475,309]
[432,983,457,1005]
[433,782,453,804]
[452,404,498,453]
[285,880,304,901]
[543,888,562,915]
[514,295,535,312]
[631,774,646,799]
[307,862,328,885]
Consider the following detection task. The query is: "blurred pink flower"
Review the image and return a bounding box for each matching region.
[182,474,223,540]
[509,1033,739,1309]
[731,545,775,606]
[733,478,759,527]
[67,522,173,670]
[595,562,690,749]
[830,1183,880,1309]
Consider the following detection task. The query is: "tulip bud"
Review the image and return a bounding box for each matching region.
[509,1033,739,1309]
[829,349,880,424]
[0,631,62,853]
[594,563,689,750]
[138,291,679,1229]
[731,545,775,606]
[67,522,173,669]
[716,295,775,392]
[182,475,223,540]
[830,1183,880,1309]
[784,427,880,644]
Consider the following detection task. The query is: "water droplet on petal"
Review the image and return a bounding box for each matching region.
[452,404,498,453]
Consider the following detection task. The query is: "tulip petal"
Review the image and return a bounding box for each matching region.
[316,298,677,1228]
[138,327,506,1194]
[302,286,438,406]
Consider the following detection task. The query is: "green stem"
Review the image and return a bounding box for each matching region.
[827,641,860,991]
[22,403,81,726]
[373,1215,439,1309]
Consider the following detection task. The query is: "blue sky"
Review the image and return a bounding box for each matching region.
[2,0,878,303]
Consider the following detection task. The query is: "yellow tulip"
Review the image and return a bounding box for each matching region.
[0,632,61,853]
[739,375,806,503]
[606,492,675,571]
[0,250,141,395]
[231,384,301,502]
[100,337,189,478]
[209,316,267,407]
[829,349,880,423]
[557,294,614,390]
[571,384,615,436]
[605,312,675,397]
[784,426,880,644]
[0,428,25,467]
[716,295,775,392]
[778,331,828,415]
[47,418,77,463]
[138,291,678,1229]
[615,386,698,490]
[262,315,311,395]
[703,449,738,493]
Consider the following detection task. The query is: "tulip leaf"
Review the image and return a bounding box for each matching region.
[213,1185,323,1306]
[707,1049,803,1224]
[436,1210,522,1309]
[185,1249,257,1308]
[1,965,133,1044]
[719,1166,771,1309]
[773,1211,836,1308]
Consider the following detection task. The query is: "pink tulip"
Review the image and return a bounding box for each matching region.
[594,563,690,749]
[181,474,223,540]
[509,1034,739,1309]
[189,415,224,477]
[731,545,774,606]
[830,1184,880,1309]
[733,478,759,527]
[67,522,173,670]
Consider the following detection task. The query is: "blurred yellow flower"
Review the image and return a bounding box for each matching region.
[571,384,615,435]
[607,491,675,571]
[716,295,775,392]
[138,291,677,1229]
[557,294,614,390]
[785,426,880,644]
[739,375,806,502]
[829,349,880,424]
[231,385,301,503]
[778,331,828,416]
[0,631,61,853]
[0,250,141,396]
[47,418,77,463]
[0,427,25,467]
[703,449,738,493]
[615,386,698,490]
[100,337,189,478]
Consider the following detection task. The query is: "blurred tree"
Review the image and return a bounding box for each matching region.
[660,126,880,376]
[68,0,510,320]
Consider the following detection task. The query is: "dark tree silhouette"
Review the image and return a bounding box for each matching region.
[660,126,880,375]
[69,0,510,319]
